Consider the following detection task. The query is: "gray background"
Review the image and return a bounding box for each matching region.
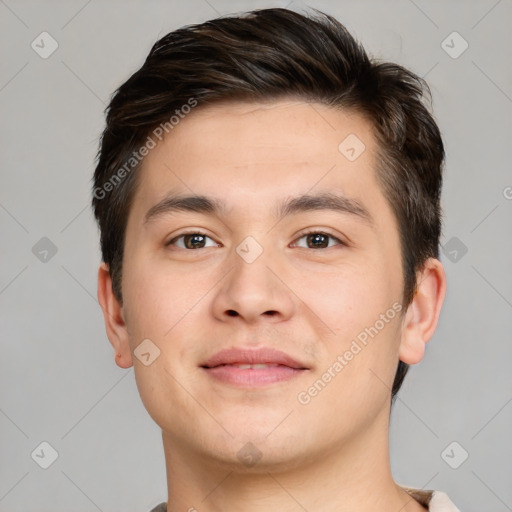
[1,0,511,511]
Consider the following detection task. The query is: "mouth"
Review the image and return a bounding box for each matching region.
[200,347,308,369]
[207,363,288,369]
[201,363,307,386]
[200,347,309,387]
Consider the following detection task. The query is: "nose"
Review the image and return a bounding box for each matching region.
[210,247,296,325]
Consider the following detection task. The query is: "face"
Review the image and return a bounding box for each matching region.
[118,99,409,469]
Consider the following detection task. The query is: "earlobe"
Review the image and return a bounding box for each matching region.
[97,262,133,369]
[398,258,447,365]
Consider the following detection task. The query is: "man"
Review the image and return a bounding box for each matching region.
[92,7,460,511]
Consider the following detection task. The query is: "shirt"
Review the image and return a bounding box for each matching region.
[402,487,461,511]
[148,486,461,511]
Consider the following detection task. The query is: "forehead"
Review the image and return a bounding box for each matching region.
[148,99,376,173]
[137,100,375,185]
[128,99,392,227]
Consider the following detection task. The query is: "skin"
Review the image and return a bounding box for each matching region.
[98,99,446,512]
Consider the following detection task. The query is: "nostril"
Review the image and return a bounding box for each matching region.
[226,310,238,316]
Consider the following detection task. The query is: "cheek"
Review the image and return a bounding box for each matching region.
[123,254,207,341]
[122,266,208,431]
[293,260,403,377]
[291,261,387,333]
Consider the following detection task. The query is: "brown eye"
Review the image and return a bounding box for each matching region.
[167,232,217,249]
[293,231,343,249]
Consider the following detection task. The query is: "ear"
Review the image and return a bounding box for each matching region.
[398,257,447,365]
[97,262,133,369]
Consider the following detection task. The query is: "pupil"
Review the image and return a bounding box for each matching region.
[308,233,327,248]
[183,234,329,249]
[186,234,205,249]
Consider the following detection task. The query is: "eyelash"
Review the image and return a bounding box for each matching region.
[166,230,345,249]
[293,230,346,249]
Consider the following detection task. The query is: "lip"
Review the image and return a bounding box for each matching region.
[200,347,308,370]
[200,347,309,387]
[202,365,305,386]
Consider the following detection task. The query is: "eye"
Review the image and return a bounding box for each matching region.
[167,232,219,250]
[292,231,344,249]
[166,230,344,250]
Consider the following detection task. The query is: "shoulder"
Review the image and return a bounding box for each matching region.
[148,491,462,512]
[401,486,462,512]
[148,502,167,512]
[429,490,462,512]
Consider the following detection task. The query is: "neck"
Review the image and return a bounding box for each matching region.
[161,405,426,512]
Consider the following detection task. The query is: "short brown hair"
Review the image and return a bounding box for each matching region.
[92,7,444,399]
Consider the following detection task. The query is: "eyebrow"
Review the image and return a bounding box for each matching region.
[143,191,374,227]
